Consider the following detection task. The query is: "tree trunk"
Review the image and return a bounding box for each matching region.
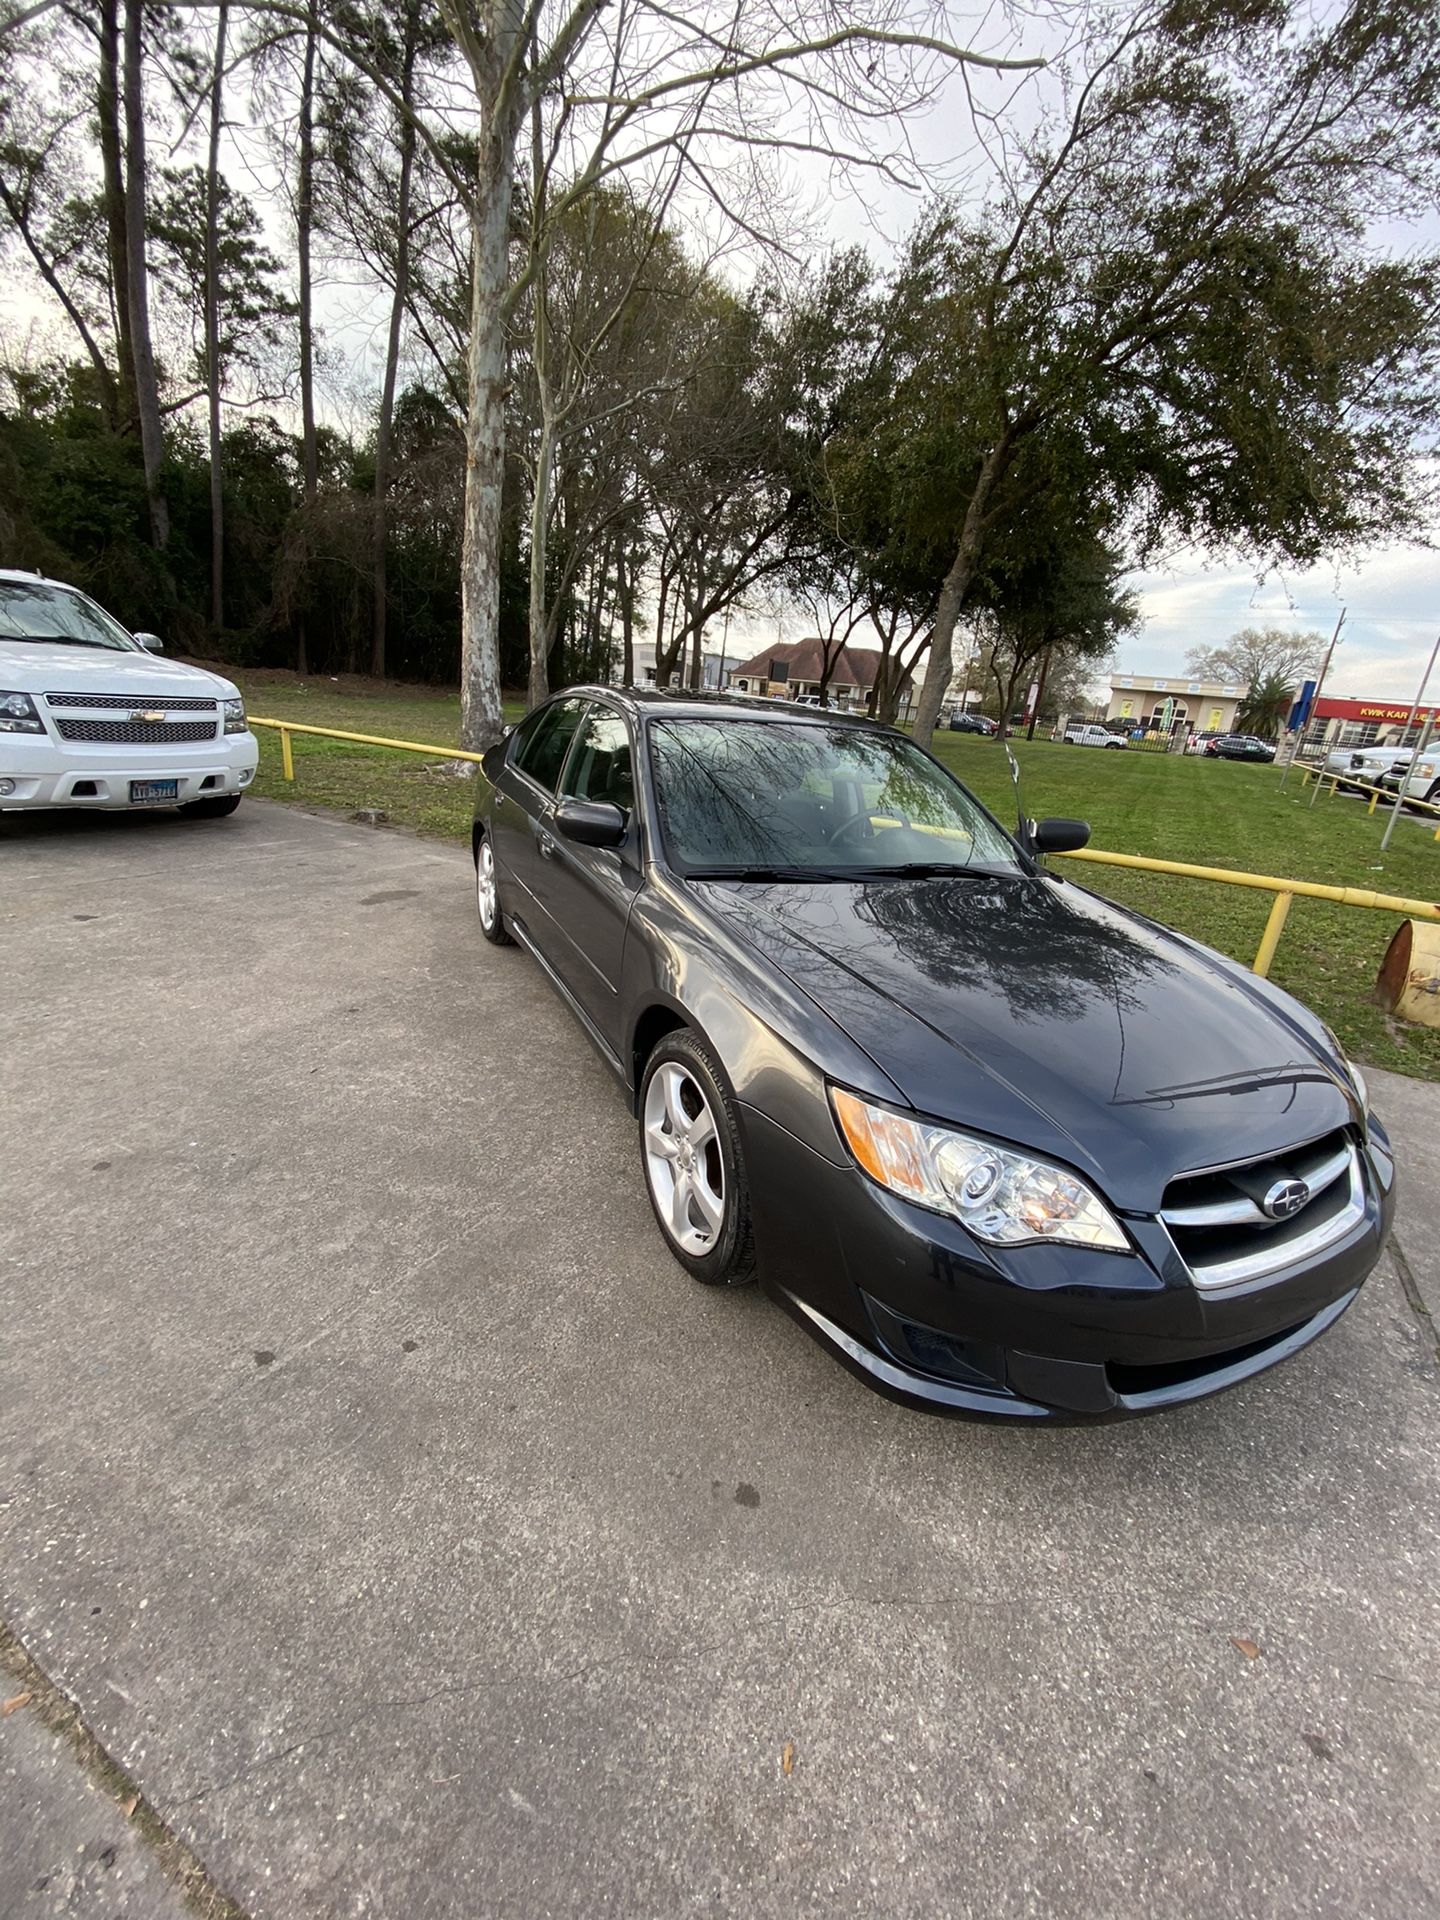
[526,414,556,708]
[911,442,1011,746]
[295,0,318,674]
[97,0,134,429]
[650,565,671,687]
[1025,644,1053,741]
[371,9,419,680]
[121,0,168,550]
[204,2,228,628]
[457,116,515,750]
[617,538,634,686]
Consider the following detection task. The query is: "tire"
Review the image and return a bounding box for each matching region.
[475,830,514,945]
[179,793,242,819]
[638,1029,756,1286]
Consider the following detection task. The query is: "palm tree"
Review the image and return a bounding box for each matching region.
[1236,672,1296,740]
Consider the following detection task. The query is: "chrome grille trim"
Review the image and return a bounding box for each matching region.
[44,691,218,712]
[54,717,219,745]
[1162,1140,1352,1229]
[1166,1147,1365,1291]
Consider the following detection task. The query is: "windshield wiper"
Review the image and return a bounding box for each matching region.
[686,864,867,882]
[846,862,1009,879]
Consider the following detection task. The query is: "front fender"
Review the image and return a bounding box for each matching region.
[623,873,905,1167]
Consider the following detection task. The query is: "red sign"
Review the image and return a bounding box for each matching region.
[1314,695,1436,726]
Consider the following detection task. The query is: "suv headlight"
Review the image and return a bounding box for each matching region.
[0,690,44,733]
[831,1088,1129,1251]
[222,697,246,734]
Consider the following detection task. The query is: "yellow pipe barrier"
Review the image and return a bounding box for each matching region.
[1252,891,1294,977]
[246,715,1440,980]
[1058,847,1440,977]
[250,715,488,765]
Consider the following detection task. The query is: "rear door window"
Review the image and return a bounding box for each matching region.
[511,697,589,793]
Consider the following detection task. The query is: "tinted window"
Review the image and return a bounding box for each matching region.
[561,708,634,811]
[512,697,588,793]
[649,719,1022,875]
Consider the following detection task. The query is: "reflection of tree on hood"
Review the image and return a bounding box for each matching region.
[851,874,1180,1029]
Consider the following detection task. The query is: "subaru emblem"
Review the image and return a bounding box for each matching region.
[1262,1178,1310,1220]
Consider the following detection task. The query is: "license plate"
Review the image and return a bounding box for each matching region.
[129,779,179,804]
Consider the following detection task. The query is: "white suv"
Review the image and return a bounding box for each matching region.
[0,571,258,818]
[1063,723,1126,749]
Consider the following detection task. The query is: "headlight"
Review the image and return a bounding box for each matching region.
[1418,761,1436,779]
[222,697,246,734]
[830,1087,1129,1251]
[0,690,44,733]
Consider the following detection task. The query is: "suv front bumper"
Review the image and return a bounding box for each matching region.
[0,732,259,809]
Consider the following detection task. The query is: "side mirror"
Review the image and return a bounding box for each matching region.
[1032,817,1091,855]
[555,797,627,848]
[133,631,165,652]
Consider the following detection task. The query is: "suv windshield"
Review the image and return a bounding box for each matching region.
[649,718,1023,877]
[0,581,138,650]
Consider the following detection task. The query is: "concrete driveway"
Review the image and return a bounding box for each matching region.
[2,798,1438,1920]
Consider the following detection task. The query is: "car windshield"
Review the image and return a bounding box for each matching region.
[0,581,138,650]
[648,718,1024,877]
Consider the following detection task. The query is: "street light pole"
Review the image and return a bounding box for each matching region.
[1379,631,1440,851]
[1290,607,1344,801]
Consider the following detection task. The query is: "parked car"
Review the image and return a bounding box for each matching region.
[1376,749,1440,808]
[0,571,257,818]
[1063,723,1126,749]
[472,688,1388,1421]
[1205,733,1277,762]
[1328,743,1421,791]
[947,711,997,735]
[1185,730,1225,755]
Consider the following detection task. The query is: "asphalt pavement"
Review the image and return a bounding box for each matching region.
[2,797,1438,1920]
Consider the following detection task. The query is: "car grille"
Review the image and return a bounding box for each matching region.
[1160,1128,1364,1289]
[44,691,218,712]
[53,718,219,745]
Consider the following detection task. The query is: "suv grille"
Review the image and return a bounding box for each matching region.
[54,717,219,745]
[44,691,218,712]
[1160,1129,1364,1289]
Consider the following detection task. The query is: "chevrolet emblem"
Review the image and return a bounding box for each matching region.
[131,709,167,722]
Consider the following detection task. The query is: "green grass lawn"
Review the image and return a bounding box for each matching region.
[229,668,1440,1081]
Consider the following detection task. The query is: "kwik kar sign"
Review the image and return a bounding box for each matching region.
[1314,696,1437,726]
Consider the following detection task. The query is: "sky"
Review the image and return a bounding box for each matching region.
[1119,547,1436,701]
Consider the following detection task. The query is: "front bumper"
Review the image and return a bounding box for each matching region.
[0,731,258,809]
[744,1106,1396,1421]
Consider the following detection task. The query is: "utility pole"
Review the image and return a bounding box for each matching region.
[1379,632,1440,851]
[1299,608,1347,804]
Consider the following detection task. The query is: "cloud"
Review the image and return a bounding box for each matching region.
[1125,543,1439,698]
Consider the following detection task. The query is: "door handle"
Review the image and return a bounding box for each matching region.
[537,829,557,859]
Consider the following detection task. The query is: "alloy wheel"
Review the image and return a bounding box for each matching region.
[643,1062,726,1255]
[477,838,498,930]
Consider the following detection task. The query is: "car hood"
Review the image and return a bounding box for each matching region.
[0,641,238,700]
[690,870,1357,1213]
